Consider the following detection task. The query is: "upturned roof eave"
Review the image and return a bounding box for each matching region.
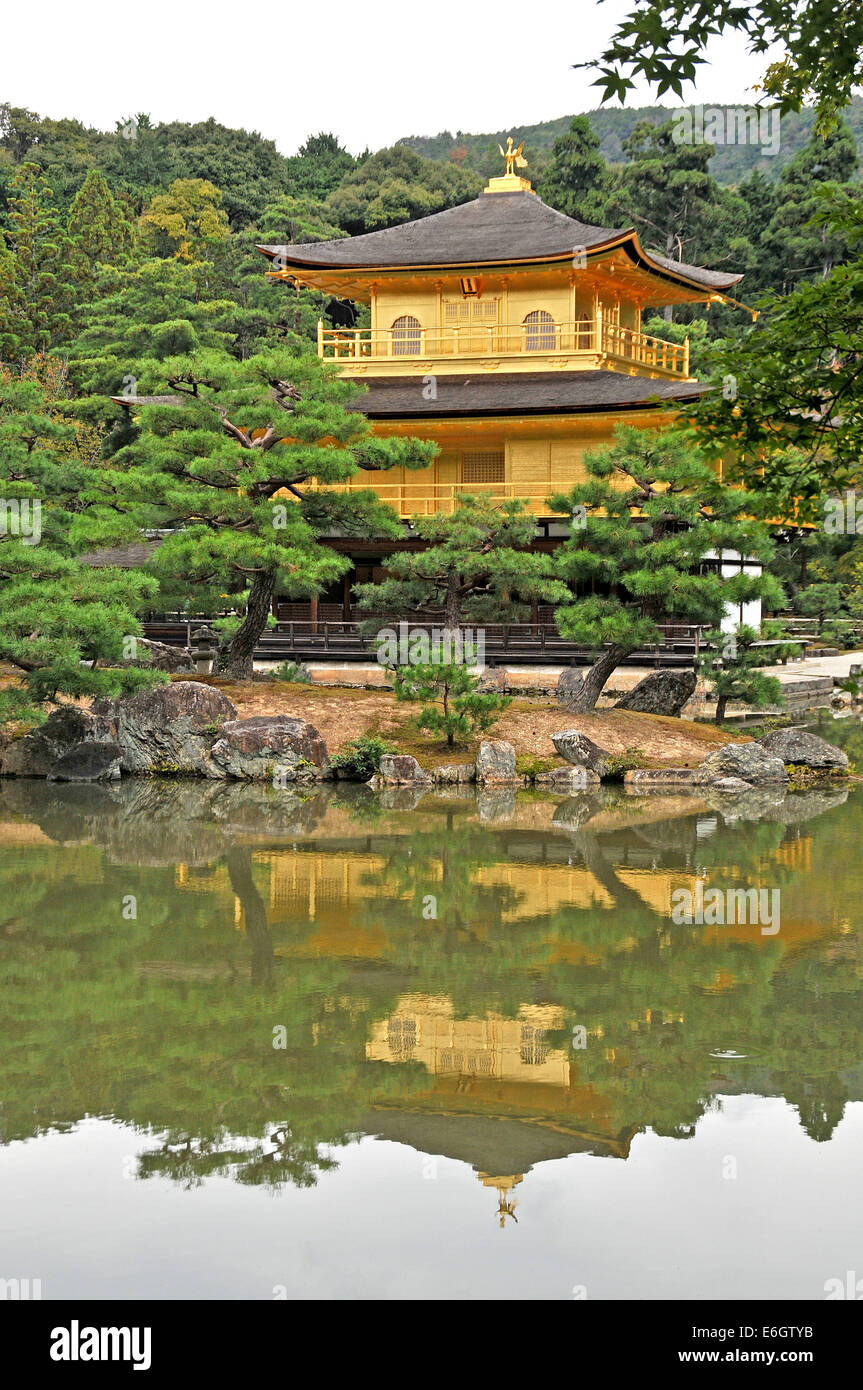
[256,229,742,295]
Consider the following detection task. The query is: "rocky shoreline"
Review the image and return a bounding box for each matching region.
[0,679,851,793]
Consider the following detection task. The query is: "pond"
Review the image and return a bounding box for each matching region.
[1,745,862,1301]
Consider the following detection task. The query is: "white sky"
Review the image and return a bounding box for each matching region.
[3,0,780,155]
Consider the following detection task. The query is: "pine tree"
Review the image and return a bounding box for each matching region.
[391,662,510,749]
[100,347,436,678]
[550,425,785,711]
[697,625,796,724]
[0,361,161,722]
[354,492,569,630]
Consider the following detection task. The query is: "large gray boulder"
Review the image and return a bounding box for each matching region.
[475,739,517,784]
[555,667,586,709]
[552,728,614,779]
[614,669,697,717]
[758,727,848,771]
[432,763,476,784]
[47,741,123,782]
[209,715,328,781]
[91,681,237,776]
[1,706,114,778]
[376,754,431,786]
[693,742,788,785]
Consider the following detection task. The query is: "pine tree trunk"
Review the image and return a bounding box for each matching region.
[714,693,728,725]
[225,569,277,680]
[566,646,627,712]
[444,568,460,630]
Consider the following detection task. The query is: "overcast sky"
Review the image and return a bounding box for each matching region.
[4,0,780,154]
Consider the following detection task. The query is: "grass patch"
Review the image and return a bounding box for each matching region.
[515,754,559,778]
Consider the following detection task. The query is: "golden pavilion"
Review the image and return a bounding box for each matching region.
[258,143,743,625]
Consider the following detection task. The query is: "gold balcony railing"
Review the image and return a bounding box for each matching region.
[305,478,569,517]
[318,315,690,377]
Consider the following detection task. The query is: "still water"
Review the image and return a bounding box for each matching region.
[1,736,862,1300]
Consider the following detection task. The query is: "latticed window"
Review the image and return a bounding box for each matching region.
[520,1025,547,1065]
[443,299,498,322]
[462,450,505,484]
[391,314,421,355]
[523,309,555,350]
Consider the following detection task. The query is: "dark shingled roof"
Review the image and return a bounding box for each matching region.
[347,371,707,420]
[259,190,742,291]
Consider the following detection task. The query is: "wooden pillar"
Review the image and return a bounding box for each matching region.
[310,595,319,635]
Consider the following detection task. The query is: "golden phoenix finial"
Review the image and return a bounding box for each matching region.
[498,136,528,177]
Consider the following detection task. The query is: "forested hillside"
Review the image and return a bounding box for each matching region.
[401,97,863,185]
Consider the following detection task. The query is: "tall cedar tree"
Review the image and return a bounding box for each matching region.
[0,163,75,360]
[353,493,570,630]
[550,425,785,711]
[102,348,435,677]
[66,170,133,272]
[0,361,162,721]
[538,116,611,224]
[600,121,740,320]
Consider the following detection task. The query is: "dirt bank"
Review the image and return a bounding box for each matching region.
[185,677,748,770]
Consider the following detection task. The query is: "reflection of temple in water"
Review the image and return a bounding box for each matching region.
[169,810,852,1214]
[364,994,632,1219]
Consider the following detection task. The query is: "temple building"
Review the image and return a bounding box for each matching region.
[258,143,745,635]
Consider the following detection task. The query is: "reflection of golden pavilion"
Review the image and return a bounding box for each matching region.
[367,996,569,1088]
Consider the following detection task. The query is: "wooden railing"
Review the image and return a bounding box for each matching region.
[304,478,567,517]
[318,314,690,377]
[601,322,689,375]
[143,617,708,667]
